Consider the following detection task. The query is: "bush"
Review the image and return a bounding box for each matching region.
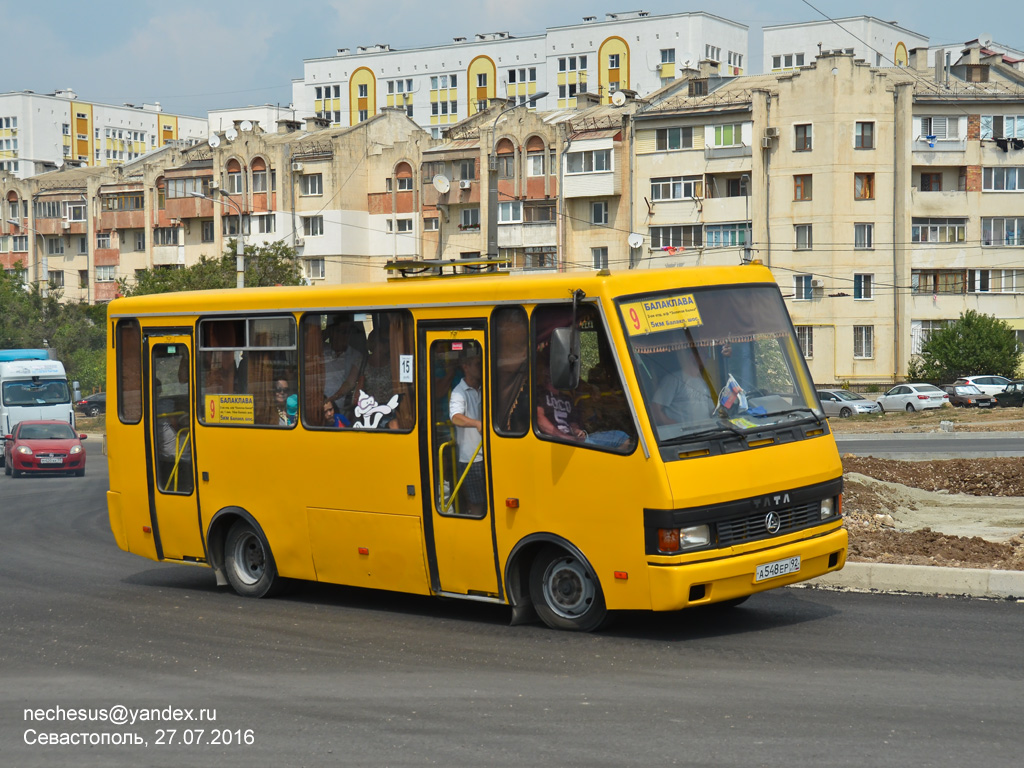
[908,310,1021,382]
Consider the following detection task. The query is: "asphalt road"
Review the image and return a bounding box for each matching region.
[836,432,1024,458]
[1,449,1022,767]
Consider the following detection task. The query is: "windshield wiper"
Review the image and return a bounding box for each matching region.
[757,406,823,425]
[660,419,749,444]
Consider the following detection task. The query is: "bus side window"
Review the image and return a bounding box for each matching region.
[116,319,142,424]
[491,305,529,437]
[532,304,637,453]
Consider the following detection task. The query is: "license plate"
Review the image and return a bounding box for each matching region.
[980,402,992,408]
[39,457,63,464]
[755,555,801,582]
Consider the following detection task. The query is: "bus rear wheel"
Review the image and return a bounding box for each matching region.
[224,520,282,598]
[529,545,607,632]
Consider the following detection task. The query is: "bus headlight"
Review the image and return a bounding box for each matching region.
[820,497,835,520]
[657,524,711,553]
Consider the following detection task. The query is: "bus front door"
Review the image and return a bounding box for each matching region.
[144,333,204,562]
[423,329,500,598]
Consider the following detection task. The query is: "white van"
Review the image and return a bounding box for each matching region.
[0,353,75,466]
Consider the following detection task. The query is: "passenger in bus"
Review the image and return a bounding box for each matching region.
[651,345,717,425]
[356,330,400,429]
[323,322,364,411]
[536,356,631,449]
[448,351,485,515]
[156,398,192,490]
[323,399,350,428]
[274,378,292,425]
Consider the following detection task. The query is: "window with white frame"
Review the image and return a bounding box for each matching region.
[713,124,743,147]
[979,114,1024,139]
[304,258,325,280]
[49,270,64,289]
[996,269,1024,292]
[608,54,620,69]
[704,45,721,61]
[650,175,703,200]
[968,269,991,293]
[96,265,116,282]
[358,84,368,98]
[705,223,748,247]
[920,116,959,140]
[252,170,267,192]
[853,326,874,358]
[855,223,874,249]
[96,232,110,249]
[650,225,701,248]
[565,149,611,174]
[655,126,694,151]
[303,215,324,236]
[795,224,812,250]
[982,167,1024,191]
[854,273,873,299]
[660,49,675,64]
[591,247,608,270]
[254,214,276,234]
[202,221,215,242]
[527,152,545,176]
[300,173,323,196]
[458,158,475,180]
[911,217,966,243]
[77,236,87,254]
[772,52,804,70]
[12,235,27,252]
[794,274,813,300]
[424,217,439,231]
[498,201,522,223]
[796,326,813,358]
[982,217,1024,246]
[225,172,242,195]
[477,73,487,88]
[46,237,64,255]
[460,208,480,229]
[154,227,179,246]
[591,201,608,225]
[396,218,413,233]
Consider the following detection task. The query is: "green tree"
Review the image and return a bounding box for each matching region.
[0,264,108,392]
[907,310,1022,381]
[120,240,303,297]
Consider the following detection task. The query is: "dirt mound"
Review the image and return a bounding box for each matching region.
[841,456,1024,571]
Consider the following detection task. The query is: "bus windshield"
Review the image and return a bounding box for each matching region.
[2,379,71,406]
[619,284,821,445]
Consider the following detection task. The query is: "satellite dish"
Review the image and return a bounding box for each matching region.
[978,33,993,48]
[611,90,627,107]
[208,134,221,148]
[627,232,644,249]
[225,127,238,141]
[240,120,253,132]
[432,174,451,194]
[56,159,65,169]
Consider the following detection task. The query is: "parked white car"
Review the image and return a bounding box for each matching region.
[876,383,949,412]
[952,375,1012,397]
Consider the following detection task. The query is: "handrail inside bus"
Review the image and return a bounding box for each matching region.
[164,428,191,493]
[438,437,483,514]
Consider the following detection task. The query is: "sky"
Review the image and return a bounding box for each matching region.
[2,0,1020,117]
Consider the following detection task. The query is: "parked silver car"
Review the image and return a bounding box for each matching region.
[816,389,882,418]
[876,383,949,412]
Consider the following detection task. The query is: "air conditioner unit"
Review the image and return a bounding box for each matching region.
[61,221,71,230]
[294,237,305,248]
[761,137,773,148]
[810,278,825,288]
[764,126,780,138]
[291,162,303,172]
[459,179,472,189]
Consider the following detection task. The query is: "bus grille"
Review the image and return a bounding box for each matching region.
[716,501,823,547]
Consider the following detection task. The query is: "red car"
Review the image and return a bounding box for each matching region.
[3,420,87,477]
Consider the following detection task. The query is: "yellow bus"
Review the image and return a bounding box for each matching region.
[106,264,846,631]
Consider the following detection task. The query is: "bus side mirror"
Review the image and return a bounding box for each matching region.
[550,326,581,390]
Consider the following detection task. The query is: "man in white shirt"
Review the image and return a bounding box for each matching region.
[448,351,485,515]
[324,322,364,407]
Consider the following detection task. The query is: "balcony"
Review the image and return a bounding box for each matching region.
[910,187,968,215]
[497,222,556,249]
[700,195,748,222]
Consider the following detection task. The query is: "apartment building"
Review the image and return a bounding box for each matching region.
[0,89,207,180]
[291,11,746,137]
[763,16,928,72]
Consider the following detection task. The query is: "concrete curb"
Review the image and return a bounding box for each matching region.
[799,562,1024,600]
[835,431,1024,441]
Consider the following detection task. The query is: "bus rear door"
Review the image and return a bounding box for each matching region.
[143,331,204,562]
[421,327,501,599]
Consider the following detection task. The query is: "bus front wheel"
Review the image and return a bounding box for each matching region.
[224,520,281,598]
[529,545,607,632]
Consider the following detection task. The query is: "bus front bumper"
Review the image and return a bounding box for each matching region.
[646,527,848,611]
